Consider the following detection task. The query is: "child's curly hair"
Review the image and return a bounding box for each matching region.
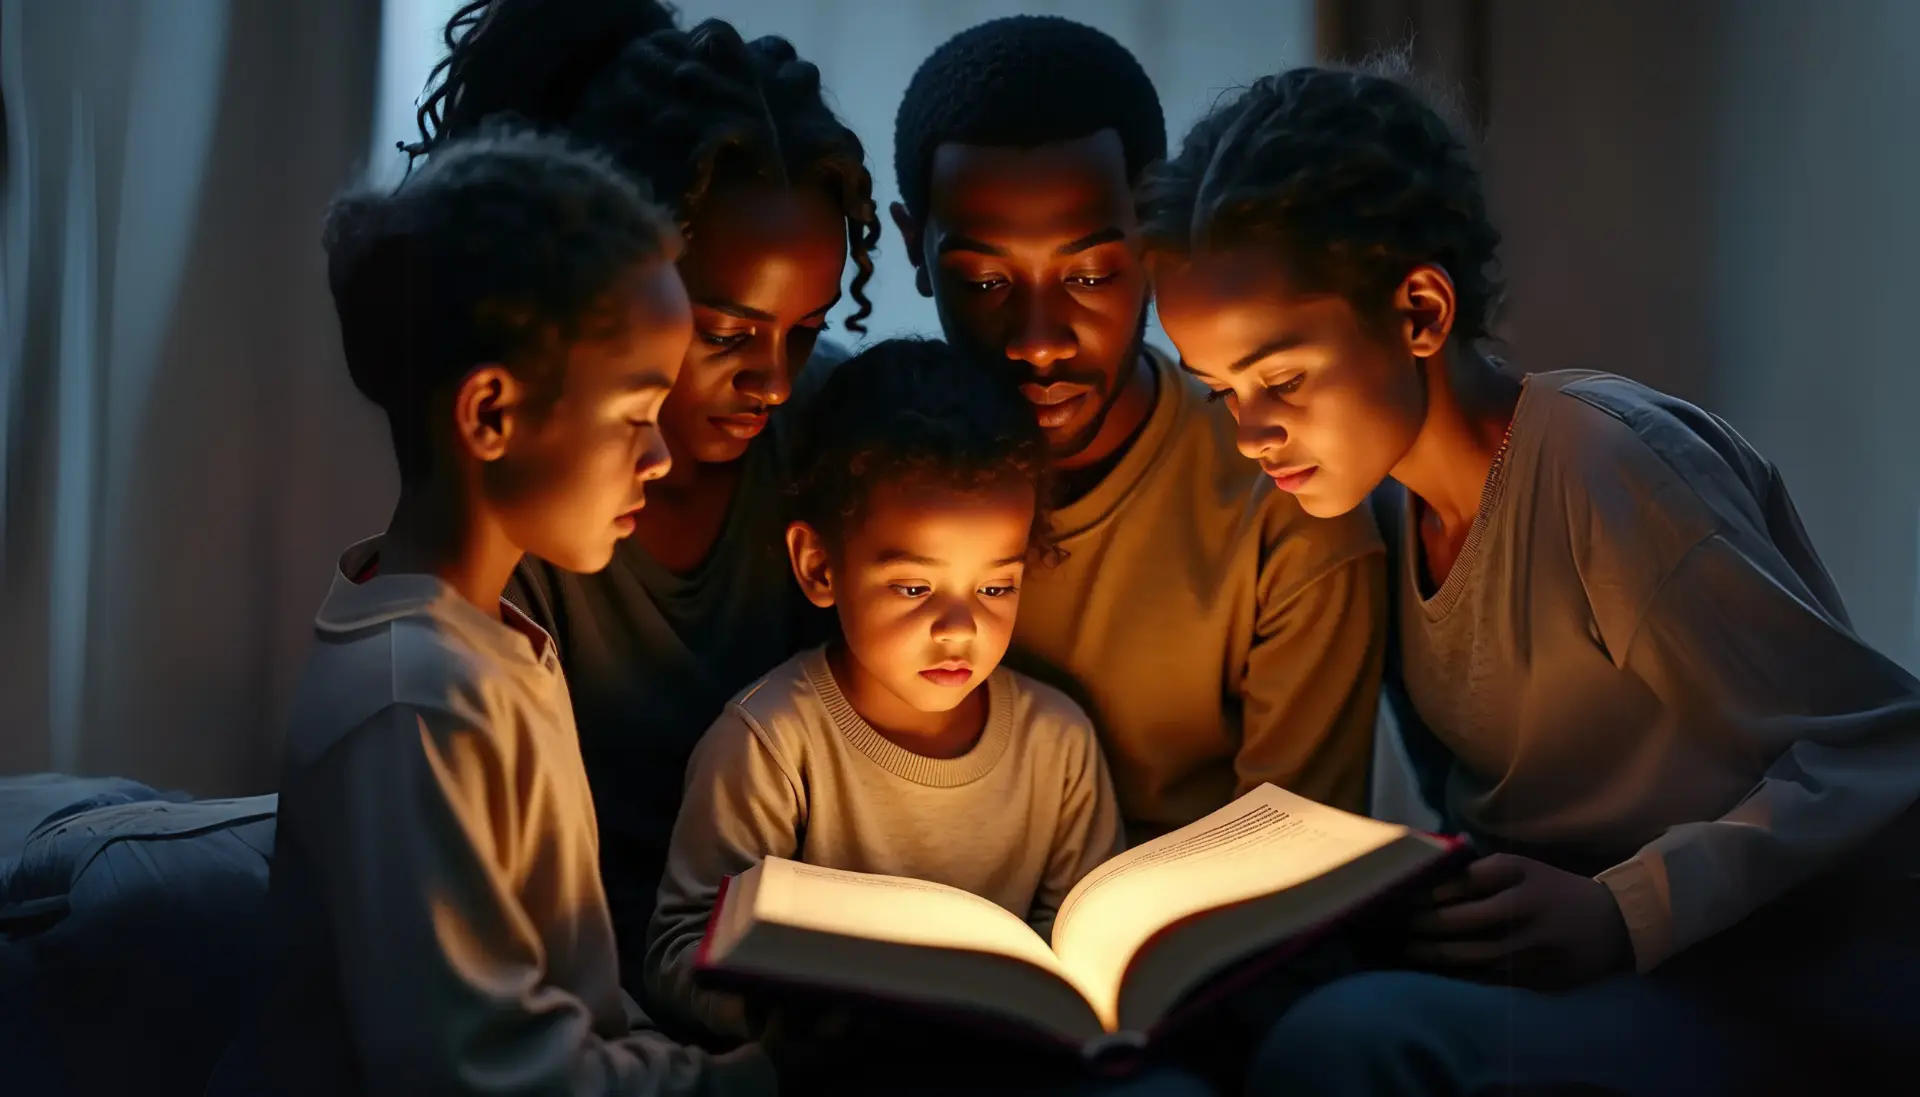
[1138,50,1504,345]
[323,128,679,481]
[787,339,1060,565]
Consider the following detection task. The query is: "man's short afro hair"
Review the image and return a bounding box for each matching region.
[893,15,1166,221]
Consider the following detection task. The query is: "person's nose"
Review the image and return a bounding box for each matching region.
[636,428,672,482]
[928,594,979,645]
[1004,285,1076,372]
[1234,399,1288,463]
[735,337,792,408]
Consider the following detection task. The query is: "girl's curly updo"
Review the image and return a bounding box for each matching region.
[1140,54,1504,344]
[411,2,880,332]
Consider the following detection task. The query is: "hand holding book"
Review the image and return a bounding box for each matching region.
[1406,852,1634,989]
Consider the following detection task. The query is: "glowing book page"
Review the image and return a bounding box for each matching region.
[1048,784,1408,1029]
[750,858,1083,990]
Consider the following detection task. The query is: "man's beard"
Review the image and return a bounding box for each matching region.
[1045,309,1151,464]
[937,300,1154,464]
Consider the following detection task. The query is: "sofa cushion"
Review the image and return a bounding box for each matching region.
[0,793,278,1097]
[0,773,184,874]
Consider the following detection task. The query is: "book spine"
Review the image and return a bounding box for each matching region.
[693,965,1090,1063]
[1078,1031,1150,1077]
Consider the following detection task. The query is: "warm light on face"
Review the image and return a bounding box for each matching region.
[490,260,691,572]
[1153,249,1427,519]
[819,477,1035,726]
[664,186,849,471]
[917,131,1150,469]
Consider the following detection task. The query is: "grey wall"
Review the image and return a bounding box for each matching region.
[1708,0,1920,673]
[1482,0,1919,671]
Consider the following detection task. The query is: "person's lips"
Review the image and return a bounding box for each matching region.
[1262,465,1319,493]
[1019,383,1093,431]
[918,660,974,688]
[710,411,769,440]
[613,501,645,536]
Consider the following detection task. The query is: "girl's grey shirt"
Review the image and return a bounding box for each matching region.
[1377,370,1920,972]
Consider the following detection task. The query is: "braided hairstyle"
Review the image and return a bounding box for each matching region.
[411,2,879,332]
[408,0,678,154]
[787,339,1059,564]
[324,129,680,480]
[1139,52,1504,345]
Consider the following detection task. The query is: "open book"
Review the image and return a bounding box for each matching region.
[694,784,1464,1055]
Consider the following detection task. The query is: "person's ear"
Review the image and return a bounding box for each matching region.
[451,365,524,462]
[785,521,837,608]
[1396,265,1458,359]
[889,201,933,298]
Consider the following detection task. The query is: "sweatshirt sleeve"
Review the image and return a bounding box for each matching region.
[1238,544,1389,814]
[301,703,775,1097]
[1028,709,1126,942]
[643,707,807,1043]
[1595,532,1920,971]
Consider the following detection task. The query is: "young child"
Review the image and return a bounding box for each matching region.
[206,132,773,1096]
[643,338,1126,1046]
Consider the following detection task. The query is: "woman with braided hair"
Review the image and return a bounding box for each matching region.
[1144,55,1920,1096]
[409,0,882,1006]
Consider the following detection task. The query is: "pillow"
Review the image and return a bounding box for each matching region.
[0,772,183,872]
[0,794,278,1097]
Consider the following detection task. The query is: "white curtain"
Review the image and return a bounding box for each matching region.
[2,0,389,794]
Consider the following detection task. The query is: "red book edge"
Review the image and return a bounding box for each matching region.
[688,832,1472,1069]
[693,872,732,973]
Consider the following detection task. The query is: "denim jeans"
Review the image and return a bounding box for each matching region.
[1244,879,1920,1097]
